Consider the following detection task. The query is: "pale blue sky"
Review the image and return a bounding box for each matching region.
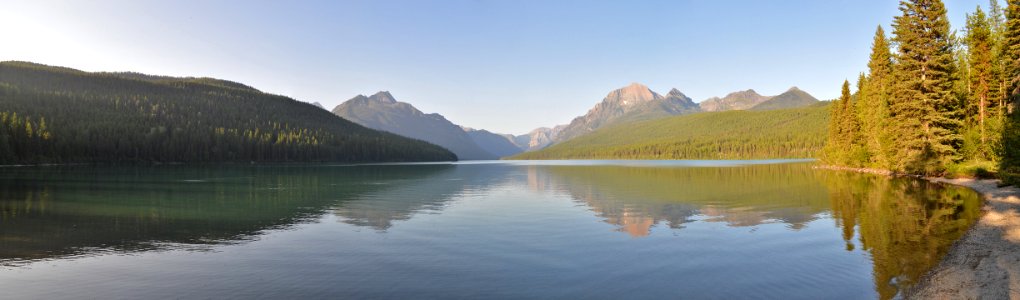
[0,0,998,134]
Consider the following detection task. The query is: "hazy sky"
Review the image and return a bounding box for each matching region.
[0,0,998,134]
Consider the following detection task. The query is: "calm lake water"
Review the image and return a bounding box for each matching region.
[0,160,981,299]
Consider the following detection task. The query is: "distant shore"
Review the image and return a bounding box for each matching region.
[814,165,1020,299]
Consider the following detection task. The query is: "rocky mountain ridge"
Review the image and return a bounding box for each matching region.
[331,84,818,157]
[333,92,524,160]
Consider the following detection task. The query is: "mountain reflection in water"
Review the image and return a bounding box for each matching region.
[0,161,980,299]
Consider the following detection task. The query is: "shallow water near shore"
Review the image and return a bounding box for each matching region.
[0,160,981,299]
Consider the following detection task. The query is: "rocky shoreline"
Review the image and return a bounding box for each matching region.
[813,165,1020,299]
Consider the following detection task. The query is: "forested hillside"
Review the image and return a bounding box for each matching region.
[510,104,828,160]
[822,0,1019,184]
[0,62,457,164]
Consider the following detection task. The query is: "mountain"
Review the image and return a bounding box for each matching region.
[698,88,820,112]
[332,92,513,160]
[512,125,565,151]
[749,87,819,111]
[552,83,702,143]
[509,103,829,160]
[628,88,701,120]
[510,84,815,153]
[0,61,456,164]
[698,89,771,112]
[463,128,525,158]
[311,102,325,110]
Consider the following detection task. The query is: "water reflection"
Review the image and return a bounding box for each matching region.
[0,162,983,299]
[818,170,981,299]
[332,164,509,230]
[528,163,980,298]
[532,164,830,237]
[0,165,450,264]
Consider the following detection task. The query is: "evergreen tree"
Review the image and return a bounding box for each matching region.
[858,26,895,168]
[989,0,1009,112]
[824,83,847,165]
[965,6,997,159]
[889,0,964,174]
[843,79,867,166]
[1001,0,1020,185]
[824,80,860,165]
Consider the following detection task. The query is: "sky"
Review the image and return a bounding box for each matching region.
[0,0,1000,134]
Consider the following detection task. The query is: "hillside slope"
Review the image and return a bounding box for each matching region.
[464,128,524,158]
[0,61,457,164]
[510,104,829,160]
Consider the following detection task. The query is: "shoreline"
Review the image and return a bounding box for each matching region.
[814,165,1020,299]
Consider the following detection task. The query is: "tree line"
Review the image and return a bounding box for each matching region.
[824,0,1020,185]
[0,62,457,164]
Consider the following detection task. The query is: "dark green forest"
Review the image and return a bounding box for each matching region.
[511,104,829,160]
[823,0,1020,185]
[0,62,457,164]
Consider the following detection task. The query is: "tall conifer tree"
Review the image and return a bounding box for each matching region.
[845,78,866,166]
[966,6,996,159]
[859,26,895,168]
[840,80,859,149]
[824,80,859,166]
[824,84,847,165]
[989,0,1008,112]
[890,0,963,174]
[1000,0,1020,184]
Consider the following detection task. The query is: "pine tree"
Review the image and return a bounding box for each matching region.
[839,80,855,150]
[826,115,841,162]
[843,79,866,166]
[966,6,996,159]
[1000,0,1020,185]
[824,80,859,166]
[889,0,964,174]
[859,26,895,168]
[990,0,1009,113]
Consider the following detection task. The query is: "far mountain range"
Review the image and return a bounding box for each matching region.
[330,83,818,160]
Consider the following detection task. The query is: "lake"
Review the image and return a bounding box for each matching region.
[0,160,981,299]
